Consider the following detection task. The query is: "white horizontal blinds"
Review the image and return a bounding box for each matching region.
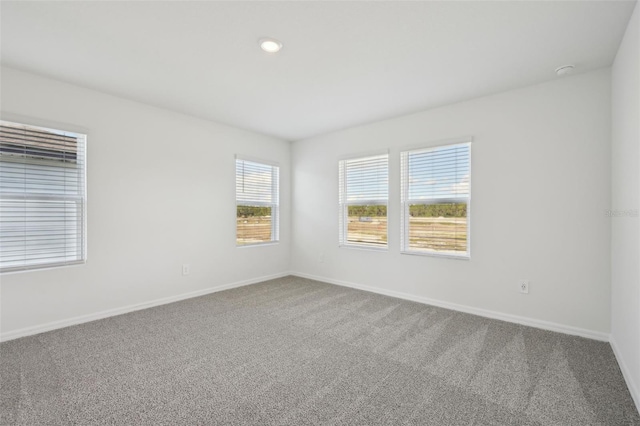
[0,121,87,272]
[338,153,388,248]
[401,142,470,256]
[235,157,279,246]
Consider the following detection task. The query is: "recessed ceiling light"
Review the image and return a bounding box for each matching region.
[259,38,282,53]
[555,64,575,76]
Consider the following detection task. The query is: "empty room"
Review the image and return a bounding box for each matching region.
[1,0,639,424]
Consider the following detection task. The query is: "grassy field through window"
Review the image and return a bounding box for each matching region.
[408,203,467,253]
[236,206,272,245]
[346,205,387,247]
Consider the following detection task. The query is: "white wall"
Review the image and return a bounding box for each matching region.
[292,69,612,336]
[0,67,291,337]
[611,3,640,409]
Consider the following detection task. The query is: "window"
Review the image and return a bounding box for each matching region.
[0,121,87,272]
[235,157,279,246]
[338,153,388,249]
[401,141,471,258]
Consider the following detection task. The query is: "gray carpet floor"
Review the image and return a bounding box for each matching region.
[1,275,639,425]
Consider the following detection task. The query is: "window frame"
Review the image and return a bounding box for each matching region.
[338,151,389,251]
[0,119,88,274]
[235,155,280,247]
[400,139,472,259]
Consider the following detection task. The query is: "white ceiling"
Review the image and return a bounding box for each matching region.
[1,1,636,141]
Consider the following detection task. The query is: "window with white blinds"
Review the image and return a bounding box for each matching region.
[338,153,388,248]
[401,141,471,258]
[0,120,87,273]
[235,157,279,246]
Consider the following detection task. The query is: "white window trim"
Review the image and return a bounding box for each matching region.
[338,151,389,251]
[400,139,472,259]
[235,155,280,247]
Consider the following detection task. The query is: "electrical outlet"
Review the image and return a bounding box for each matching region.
[182,264,190,276]
[519,280,529,294]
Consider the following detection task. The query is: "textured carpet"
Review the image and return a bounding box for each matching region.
[1,276,638,425]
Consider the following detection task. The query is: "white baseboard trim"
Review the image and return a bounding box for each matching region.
[1,270,611,345]
[610,335,640,413]
[290,271,610,342]
[0,271,290,342]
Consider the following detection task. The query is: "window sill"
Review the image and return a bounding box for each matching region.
[1,259,86,275]
[236,241,280,248]
[339,244,388,253]
[401,250,470,260]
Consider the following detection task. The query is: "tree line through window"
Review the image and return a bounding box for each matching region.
[234,141,470,256]
[338,141,471,257]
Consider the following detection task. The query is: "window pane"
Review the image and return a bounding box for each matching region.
[236,160,275,204]
[236,205,272,245]
[0,121,78,163]
[0,198,82,269]
[344,155,388,202]
[407,145,470,200]
[408,202,467,253]
[347,205,387,247]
